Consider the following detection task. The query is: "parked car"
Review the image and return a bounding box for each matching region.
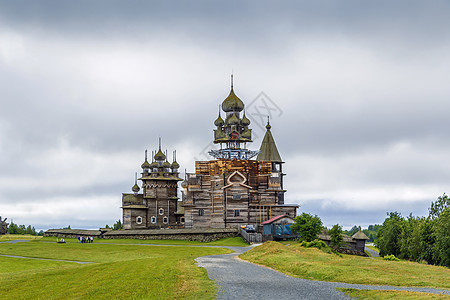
[244,224,256,233]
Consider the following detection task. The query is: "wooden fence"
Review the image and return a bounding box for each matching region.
[239,227,263,244]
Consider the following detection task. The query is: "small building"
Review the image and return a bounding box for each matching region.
[261,215,297,240]
[319,229,369,253]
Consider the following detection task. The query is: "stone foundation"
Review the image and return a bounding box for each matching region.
[45,228,238,242]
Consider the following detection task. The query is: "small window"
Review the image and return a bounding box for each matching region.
[198,209,204,216]
[180,217,185,223]
[151,216,156,224]
[233,194,241,200]
[163,216,168,224]
[234,210,240,217]
[159,208,164,215]
[136,216,143,224]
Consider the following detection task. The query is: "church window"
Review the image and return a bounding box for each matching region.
[163,216,168,224]
[151,216,156,224]
[159,208,164,215]
[198,209,204,216]
[233,194,241,200]
[136,216,143,224]
[180,217,185,223]
[234,210,240,217]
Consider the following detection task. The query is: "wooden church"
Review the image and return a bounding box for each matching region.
[122,79,298,230]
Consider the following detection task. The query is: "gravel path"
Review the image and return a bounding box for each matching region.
[365,247,379,257]
[196,245,449,300]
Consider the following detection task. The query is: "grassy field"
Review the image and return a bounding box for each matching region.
[37,236,248,247]
[338,288,450,299]
[0,234,43,241]
[239,241,450,289]
[0,238,234,299]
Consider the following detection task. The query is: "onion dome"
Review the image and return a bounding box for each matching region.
[132,183,140,193]
[227,113,240,125]
[154,149,166,161]
[222,88,244,112]
[181,180,188,188]
[214,114,224,127]
[141,150,151,169]
[141,160,151,169]
[163,160,171,168]
[149,161,158,169]
[171,161,180,169]
[241,112,250,126]
[242,128,252,139]
[131,172,140,194]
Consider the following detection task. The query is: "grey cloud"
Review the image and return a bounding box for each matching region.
[1,1,450,230]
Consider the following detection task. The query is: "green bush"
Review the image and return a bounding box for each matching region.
[300,239,327,249]
[383,254,400,261]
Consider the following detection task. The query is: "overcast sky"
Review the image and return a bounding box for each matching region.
[1,1,449,230]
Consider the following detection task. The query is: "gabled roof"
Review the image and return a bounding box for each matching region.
[261,214,290,225]
[352,230,369,240]
[257,122,282,162]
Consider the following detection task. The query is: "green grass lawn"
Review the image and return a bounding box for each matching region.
[239,241,450,289]
[37,236,248,247]
[0,234,43,241]
[0,239,233,299]
[338,288,450,299]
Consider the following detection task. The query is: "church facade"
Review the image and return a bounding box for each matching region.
[121,145,183,230]
[122,80,298,230]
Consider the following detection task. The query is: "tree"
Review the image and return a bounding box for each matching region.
[429,193,449,219]
[345,225,360,236]
[113,219,123,230]
[434,207,450,267]
[376,212,405,257]
[328,224,344,249]
[291,213,322,242]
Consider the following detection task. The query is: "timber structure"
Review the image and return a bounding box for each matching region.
[121,77,298,231]
[181,77,298,229]
[121,141,184,230]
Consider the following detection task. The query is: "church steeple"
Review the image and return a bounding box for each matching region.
[257,118,282,162]
[209,77,259,160]
[213,76,251,145]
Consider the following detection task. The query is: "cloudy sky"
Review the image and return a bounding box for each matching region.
[1,1,449,230]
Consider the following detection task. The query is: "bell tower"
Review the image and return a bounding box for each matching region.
[209,75,259,160]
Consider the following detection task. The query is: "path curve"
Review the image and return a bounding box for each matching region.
[196,245,449,300]
[365,246,379,257]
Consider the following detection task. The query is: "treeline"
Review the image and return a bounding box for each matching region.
[104,219,123,230]
[344,224,380,242]
[8,222,44,236]
[376,194,450,267]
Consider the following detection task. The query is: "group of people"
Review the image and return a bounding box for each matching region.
[78,236,94,243]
